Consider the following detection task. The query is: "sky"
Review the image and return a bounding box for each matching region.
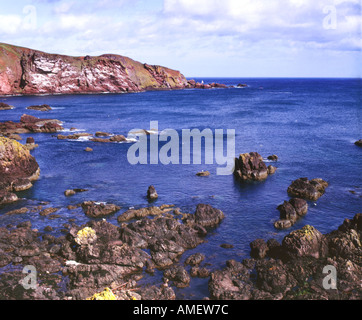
[0,0,361,77]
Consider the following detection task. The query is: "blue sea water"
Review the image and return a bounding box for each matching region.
[0,78,361,299]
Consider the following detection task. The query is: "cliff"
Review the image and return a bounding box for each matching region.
[0,43,189,95]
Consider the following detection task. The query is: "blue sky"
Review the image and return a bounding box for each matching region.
[0,0,360,77]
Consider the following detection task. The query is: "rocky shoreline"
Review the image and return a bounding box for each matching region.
[0,133,360,300]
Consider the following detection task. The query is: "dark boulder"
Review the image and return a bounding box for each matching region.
[287,178,328,201]
[147,185,158,201]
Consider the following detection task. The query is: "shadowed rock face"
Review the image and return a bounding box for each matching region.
[0,43,188,95]
[0,137,40,193]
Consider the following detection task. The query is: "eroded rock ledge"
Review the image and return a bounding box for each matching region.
[209,214,361,300]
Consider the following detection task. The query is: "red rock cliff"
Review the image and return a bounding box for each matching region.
[0,43,188,95]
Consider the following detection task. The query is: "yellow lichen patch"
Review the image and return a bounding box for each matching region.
[295,225,316,240]
[86,288,117,300]
[75,227,97,245]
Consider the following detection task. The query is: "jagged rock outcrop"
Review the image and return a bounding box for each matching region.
[0,137,40,194]
[0,43,189,95]
[234,152,276,181]
[274,198,309,230]
[209,214,362,300]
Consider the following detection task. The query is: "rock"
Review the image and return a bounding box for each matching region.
[220,243,234,249]
[184,204,225,228]
[26,137,35,144]
[274,219,293,230]
[354,139,362,147]
[39,207,59,216]
[0,102,14,110]
[190,267,211,278]
[274,198,308,230]
[255,259,297,294]
[237,84,247,87]
[196,171,210,177]
[277,201,298,223]
[57,133,92,140]
[12,178,33,191]
[209,260,253,300]
[109,135,126,142]
[234,152,272,181]
[64,190,76,197]
[267,155,278,161]
[117,206,172,223]
[147,185,158,201]
[120,213,208,268]
[26,104,52,111]
[95,132,110,137]
[89,134,127,143]
[267,165,277,175]
[0,115,63,135]
[287,178,328,201]
[7,134,22,141]
[5,207,29,215]
[0,137,40,192]
[289,198,308,216]
[164,265,191,288]
[81,201,120,218]
[185,253,205,266]
[250,239,269,259]
[282,225,328,259]
[64,188,88,197]
[0,191,18,205]
[84,147,93,152]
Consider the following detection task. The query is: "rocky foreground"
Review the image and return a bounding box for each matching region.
[0,201,360,300]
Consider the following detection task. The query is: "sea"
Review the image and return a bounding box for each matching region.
[0,78,361,299]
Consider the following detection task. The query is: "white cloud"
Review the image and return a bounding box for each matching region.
[0,15,22,34]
